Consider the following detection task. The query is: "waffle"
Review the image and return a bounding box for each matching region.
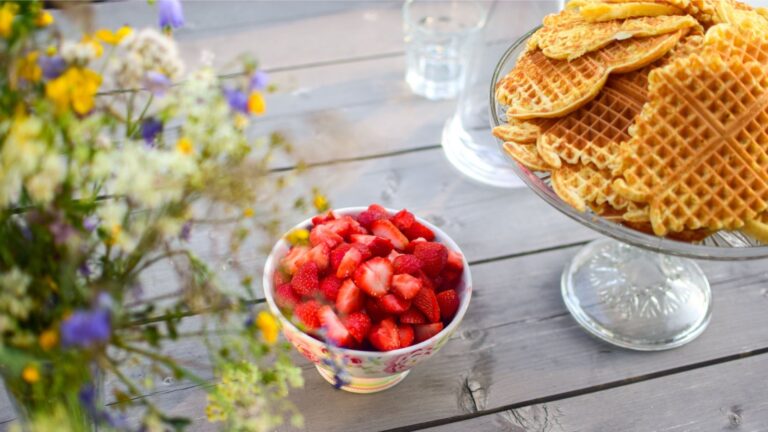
[578,2,684,22]
[492,119,545,144]
[615,39,768,235]
[502,142,552,171]
[536,68,649,171]
[530,9,698,60]
[742,212,768,243]
[497,30,685,119]
[552,163,629,212]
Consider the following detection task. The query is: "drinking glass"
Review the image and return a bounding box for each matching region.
[402,0,488,100]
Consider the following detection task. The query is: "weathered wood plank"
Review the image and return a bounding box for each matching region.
[422,353,768,432]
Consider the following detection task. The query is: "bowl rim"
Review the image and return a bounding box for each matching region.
[262,206,473,357]
[489,27,768,261]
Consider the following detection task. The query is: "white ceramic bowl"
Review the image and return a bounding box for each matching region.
[263,207,472,393]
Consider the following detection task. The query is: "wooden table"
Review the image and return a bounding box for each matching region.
[6,2,768,431]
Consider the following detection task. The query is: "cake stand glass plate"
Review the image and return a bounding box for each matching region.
[490,28,768,351]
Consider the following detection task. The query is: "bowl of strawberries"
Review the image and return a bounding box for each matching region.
[263,204,472,393]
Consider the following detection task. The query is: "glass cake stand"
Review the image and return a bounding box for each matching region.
[490,28,768,351]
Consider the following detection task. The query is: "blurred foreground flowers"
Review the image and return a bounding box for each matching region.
[0,1,316,430]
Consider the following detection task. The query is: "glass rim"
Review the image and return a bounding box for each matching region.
[402,0,489,36]
[489,27,768,261]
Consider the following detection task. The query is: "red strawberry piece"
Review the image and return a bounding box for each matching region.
[273,269,290,287]
[446,250,464,273]
[342,312,371,344]
[398,324,415,348]
[280,245,310,275]
[350,242,373,261]
[309,224,343,249]
[378,294,412,314]
[399,308,427,324]
[336,246,363,279]
[323,218,352,238]
[319,306,350,346]
[393,254,422,275]
[365,298,390,322]
[413,242,448,277]
[391,273,422,300]
[319,275,342,301]
[311,210,336,226]
[402,221,435,241]
[336,279,364,314]
[294,300,321,331]
[413,322,444,343]
[330,243,352,272]
[413,286,440,323]
[368,318,400,351]
[353,257,393,298]
[298,243,330,272]
[275,283,300,309]
[416,270,435,291]
[291,262,320,297]
[371,219,409,251]
[405,237,427,253]
[356,204,389,229]
[341,215,367,236]
[391,209,415,231]
[387,250,402,262]
[350,234,393,257]
[436,289,460,321]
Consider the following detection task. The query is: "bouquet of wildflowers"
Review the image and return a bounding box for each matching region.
[0,0,316,430]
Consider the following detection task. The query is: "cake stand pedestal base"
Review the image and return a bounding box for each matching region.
[562,238,712,351]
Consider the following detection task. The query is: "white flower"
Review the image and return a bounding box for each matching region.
[26,154,66,204]
[60,40,98,64]
[112,28,184,89]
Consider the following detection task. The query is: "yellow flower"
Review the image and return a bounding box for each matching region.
[255,311,279,345]
[22,365,40,384]
[105,223,122,246]
[95,26,132,45]
[285,228,309,245]
[233,113,249,130]
[36,10,53,27]
[313,192,329,213]
[176,137,194,155]
[18,51,42,83]
[80,34,103,57]
[247,91,266,115]
[45,68,102,115]
[0,3,17,38]
[39,329,58,350]
[243,207,255,218]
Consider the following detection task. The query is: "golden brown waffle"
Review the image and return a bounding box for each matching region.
[566,0,715,23]
[502,142,552,171]
[497,30,685,119]
[615,37,768,235]
[742,212,768,243]
[492,119,545,144]
[536,68,649,171]
[552,163,629,212]
[577,2,684,22]
[529,9,697,60]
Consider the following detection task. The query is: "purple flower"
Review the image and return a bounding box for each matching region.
[141,117,163,145]
[49,217,75,245]
[78,262,92,277]
[80,383,129,429]
[249,70,268,91]
[61,308,111,348]
[142,71,172,96]
[158,0,184,29]
[39,55,67,80]
[179,221,192,241]
[83,216,99,232]
[223,87,248,113]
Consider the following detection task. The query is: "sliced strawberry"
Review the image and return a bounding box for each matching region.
[309,224,343,249]
[399,308,427,324]
[350,234,393,257]
[356,204,389,229]
[330,243,351,272]
[275,283,300,309]
[398,324,415,348]
[353,257,393,298]
[350,242,373,261]
[393,254,422,275]
[378,294,412,314]
[280,245,310,275]
[319,275,342,301]
[365,298,390,322]
[413,322,444,343]
[298,243,330,272]
[446,250,464,272]
[405,237,427,253]
[311,210,336,226]
[340,215,367,236]
[294,300,321,331]
[336,246,363,279]
[336,279,364,314]
[416,270,435,291]
[391,273,422,300]
[413,286,440,323]
[368,318,400,351]
[391,209,415,231]
[387,249,402,262]
[342,312,371,344]
[371,219,409,251]
[402,221,435,241]
[273,270,290,287]
[413,242,448,277]
[319,306,350,346]
[291,261,320,297]
[436,289,460,321]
